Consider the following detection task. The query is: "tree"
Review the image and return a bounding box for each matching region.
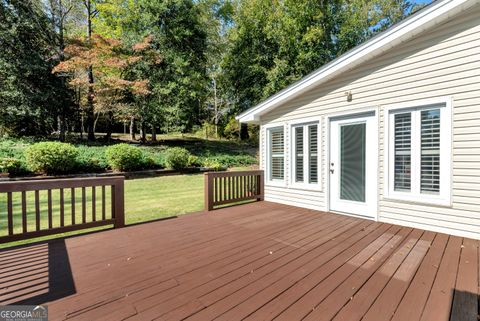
[0,0,71,136]
[53,34,150,140]
[222,0,417,126]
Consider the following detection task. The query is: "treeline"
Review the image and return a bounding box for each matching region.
[0,0,425,141]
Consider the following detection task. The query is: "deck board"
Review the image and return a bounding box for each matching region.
[0,201,478,321]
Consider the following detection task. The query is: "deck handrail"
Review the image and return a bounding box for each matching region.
[204,170,264,211]
[0,176,125,243]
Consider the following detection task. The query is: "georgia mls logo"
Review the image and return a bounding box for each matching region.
[0,305,48,321]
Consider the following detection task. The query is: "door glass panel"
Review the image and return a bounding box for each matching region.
[340,123,366,202]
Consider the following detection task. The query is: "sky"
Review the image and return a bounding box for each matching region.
[413,0,434,4]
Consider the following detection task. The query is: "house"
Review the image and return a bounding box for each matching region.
[237,0,480,239]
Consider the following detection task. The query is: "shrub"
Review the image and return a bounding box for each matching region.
[0,157,27,175]
[187,155,201,167]
[105,144,144,172]
[25,142,78,174]
[202,159,225,171]
[165,147,191,170]
[76,146,109,172]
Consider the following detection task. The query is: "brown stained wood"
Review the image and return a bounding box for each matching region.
[102,186,106,220]
[361,231,436,321]
[420,236,463,321]
[60,188,64,227]
[81,187,86,224]
[7,192,13,236]
[71,188,75,225]
[0,202,478,321]
[450,238,479,321]
[21,191,27,233]
[0,177,123,243]
[47,190,52,229]
[390,233,449,321]
[92,186,96,222]
[204,171,264,211]
[34,190,40,231]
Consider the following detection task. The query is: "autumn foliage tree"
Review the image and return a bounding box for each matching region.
[53,34,151,140]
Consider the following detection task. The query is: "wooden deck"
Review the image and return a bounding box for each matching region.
[0,201,478,321]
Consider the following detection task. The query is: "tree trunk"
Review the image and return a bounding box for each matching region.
[240,122,249,140]
[151,124,157,142]
[105,111,114,141]
[85,0,95,141]
[140,119,146,142]
[129,116,136,140]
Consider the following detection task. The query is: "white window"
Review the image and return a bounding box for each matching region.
[267,127,285,182]
[386,99,451,205]
[291,122,320,188]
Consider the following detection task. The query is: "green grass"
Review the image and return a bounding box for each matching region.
[0,174,206,249]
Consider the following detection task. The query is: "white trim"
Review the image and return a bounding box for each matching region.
[383,97,453,207]
[265,123,287,187]
[236,0,477,123]
[289,117,322,191]
[326,108,379,220]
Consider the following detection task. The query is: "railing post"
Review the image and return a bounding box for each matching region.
[204,173,214,211]
[257,171,264,201]
[113,178,125,228]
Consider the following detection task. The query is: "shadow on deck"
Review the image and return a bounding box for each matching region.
[0,240,75,305]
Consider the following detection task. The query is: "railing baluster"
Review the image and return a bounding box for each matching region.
[92,186,96,222]
[21,191,27,233]
[7,192,13,235]
[35,190,40,231]
[102,185,106,220]
[60,188,64,227]
[82,187,86,223]
[48,189,52,229]
[71,188,75,225]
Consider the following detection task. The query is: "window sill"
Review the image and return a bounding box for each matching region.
[265,180,287,188]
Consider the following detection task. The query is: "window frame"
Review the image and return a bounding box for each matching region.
[289,118,322,191]
[384,97,452,206]
[265,124,287,186]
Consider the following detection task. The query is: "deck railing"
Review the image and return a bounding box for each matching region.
[204,170,264,211]
[0,176,124,243]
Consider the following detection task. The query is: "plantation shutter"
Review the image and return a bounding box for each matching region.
[270,128,284,180]
[295,127,304,182]
[421,109,440,194]
[308,125,318,183]
[394,113,412,192]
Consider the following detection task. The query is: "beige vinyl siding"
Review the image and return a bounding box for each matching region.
[259,6,480,239]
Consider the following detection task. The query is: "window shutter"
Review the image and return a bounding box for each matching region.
[270,128,284,180]
[295,127,304,182]
[394,113,411,191]
[421,109,440,194]
[308,125,318,183]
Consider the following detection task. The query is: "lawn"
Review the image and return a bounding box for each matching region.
[0,173,207,248]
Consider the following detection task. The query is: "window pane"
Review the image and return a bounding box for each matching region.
[295,127,304,182]
[308,125,318,183]
[421,109,440,194]
[340,123,366,202]
[270,128,284,180]
[394,113,412,192]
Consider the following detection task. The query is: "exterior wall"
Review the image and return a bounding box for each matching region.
[259,6,480,239]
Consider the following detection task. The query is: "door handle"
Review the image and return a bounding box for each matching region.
[330,169,334,174]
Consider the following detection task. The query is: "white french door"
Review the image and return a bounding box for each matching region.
[329,112,378,218]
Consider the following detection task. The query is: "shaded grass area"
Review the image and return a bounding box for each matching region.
[0,174,205,248]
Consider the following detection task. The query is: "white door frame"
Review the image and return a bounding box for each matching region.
[326,108,379,220]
